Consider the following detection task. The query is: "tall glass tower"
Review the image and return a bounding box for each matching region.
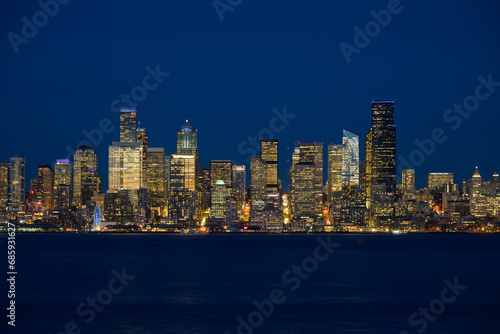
[176,120,198,161]
[260,139,279,194]
[73,146,100,208]
[327,144,342,204]
[365,100,396,203]
[342,130,359,186]
[8,155,25,212]
[120,108,137,143]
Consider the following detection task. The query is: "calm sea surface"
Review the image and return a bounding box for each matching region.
[3,233,500,334]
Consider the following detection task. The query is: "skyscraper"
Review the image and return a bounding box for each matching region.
[211,180,230,219]
[327,144,342,204]
[36,165,55,211]
[291,162,316,218]
[250,156,266,211]
[120,108,137,143]
[295,143,323,215]
[232,165,246,216]
[169,154,196,220]
[137,127,148,177]
[365,100,396,204]
[210,160,232,190]
[55,159,72,187]
[402,169,415,193]
[0,162,8,211]
[260,139,278,194]
[145,147,166,213]
[9,155,25,212]
[108,142,143,192]
[73,146,99,208]
[177,120,198,161]
[342,130,359,186]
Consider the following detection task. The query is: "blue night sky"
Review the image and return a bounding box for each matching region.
[1,0,499,190]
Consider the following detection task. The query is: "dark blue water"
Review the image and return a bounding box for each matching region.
[3,234,500,334]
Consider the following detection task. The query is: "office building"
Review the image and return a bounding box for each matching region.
[211,180,230,219]
[365,100,396,204]
[55,159,72,187]
[250,156,266,211]
[108,142,143,192]
[145,147,166,213]
[177,120,198,161]
[120,108,137,143]
[327,144,342,205]
[0,162,8,210]
[291,162,316,219]
[210,160,232,190]
[427,172,454,190]
[9,155,26,212]
[36,165,55,211]
[73,146,100,208]
[261,139,279,193]
[232,165,246,216]
[342,130,359,186]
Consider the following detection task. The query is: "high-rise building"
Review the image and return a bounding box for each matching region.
[36,165,55,211]
[210,160,232,190]
[0,162,8,210]
[55,159,72,187]
[73,146,100,208]
[470,167,486,217]
[54,184,71,212]
[120,108,137,143]
[327,144,342,205]
[169,154,196,220]
[291,162,316,219]
[108,142,143,192]
[365,100,396,205]
[171,155,196,192]
[261,139,278,193]
[427,172,453,190]
[402,169,415,193]
[145,147,166,213]
[9,155,25,212]
[250,156,266,211]
[177,120,198,160]
[137,127,148,177]
[211,180,230,219]
[295,143,323,215]
[342,130,359,186]
[232,165,246,216]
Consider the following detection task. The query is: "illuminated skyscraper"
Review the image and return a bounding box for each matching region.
[470,167,486,217]
[365,100,396,204]
[261,139,278,193]
[108,142,143,192]
[169,154,196,220]
[211,180,230,219]
[120,108,137,143]
[0,162,8,210]
[327,144,342,204]
[36,165,55,211]
[137,127,148,177]
[73,146,99,208]
[145,147,166,213]
[295,143,323,215]
[402,169,415,193]
[291,162,315,218]
[177,120,198,160]
[210,160,232,190]
[250,156,266,211]
[9,155,25,212]
[342,130,359,186]
[232,165,246,216]
[427,173,453,190]
[55,159,72,187]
